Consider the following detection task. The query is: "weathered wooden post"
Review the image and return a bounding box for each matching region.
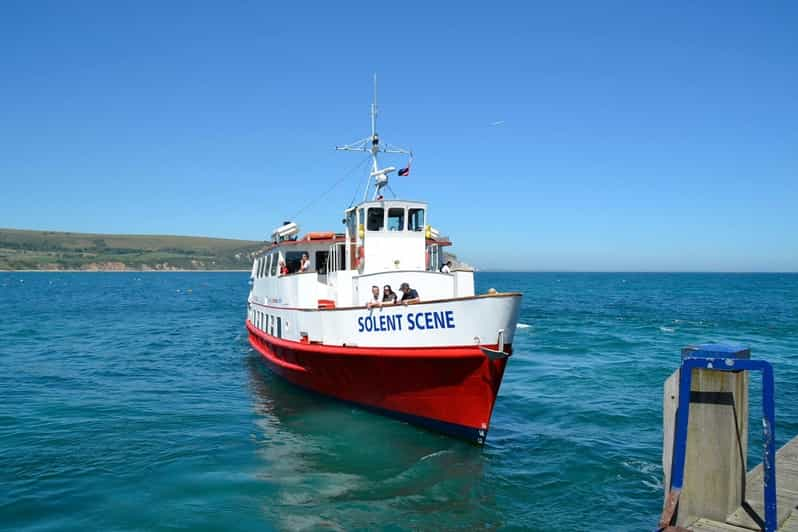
[661,343,750,528]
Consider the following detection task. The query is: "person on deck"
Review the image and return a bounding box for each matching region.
[399,282,420,305]
[279,261,288,275]
[299,253,311,272]
[367,285,381,308]
[382,285,398,304]
[440,260,452,274]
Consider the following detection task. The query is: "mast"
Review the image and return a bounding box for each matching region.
[336,74,411,201]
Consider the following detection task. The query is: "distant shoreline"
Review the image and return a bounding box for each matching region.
[2,270,796,274]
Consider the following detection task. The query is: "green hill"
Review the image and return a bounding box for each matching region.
[0,228,266,271]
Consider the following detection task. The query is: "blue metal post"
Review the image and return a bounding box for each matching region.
[663,343,777,532]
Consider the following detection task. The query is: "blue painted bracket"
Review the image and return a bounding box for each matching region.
[663,343,777,532]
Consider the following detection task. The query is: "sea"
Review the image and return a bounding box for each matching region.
[1,272,796,531]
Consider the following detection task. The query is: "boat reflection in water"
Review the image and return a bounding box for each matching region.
[244,354,504,529]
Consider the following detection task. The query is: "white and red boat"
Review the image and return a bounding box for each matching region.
[246,82,522,444]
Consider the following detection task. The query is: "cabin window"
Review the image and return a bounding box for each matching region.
[276,317,282,338]
[265,254,272,277]
[285,251,307,273]
[387,208,405,231]
[260,258,266,278]
[408,208,425,231]
[367,208,384,231]
[271,253,278,276]
[315,251,329,274]
[427,244,440,272]
[337,243,346,271]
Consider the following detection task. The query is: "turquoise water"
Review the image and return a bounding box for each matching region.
[1,272,796,531]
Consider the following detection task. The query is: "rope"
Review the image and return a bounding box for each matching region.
[347,155,371,207]
[286,154,371,221]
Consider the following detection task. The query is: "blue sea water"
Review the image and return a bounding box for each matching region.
[1,272,796,531]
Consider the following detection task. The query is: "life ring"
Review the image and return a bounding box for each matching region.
[355,245,364,268]
[307,231,335,240]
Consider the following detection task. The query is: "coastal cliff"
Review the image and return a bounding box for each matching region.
[0,228,265,271]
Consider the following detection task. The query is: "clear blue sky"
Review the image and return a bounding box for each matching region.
[2,1,796,271]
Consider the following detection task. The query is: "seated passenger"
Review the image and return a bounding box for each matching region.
[299,253,311,272]
[279,261,288,275]
[440,260,452,274]
[399,282,420,305]
[382,285,398,304]
[367,285,381,308]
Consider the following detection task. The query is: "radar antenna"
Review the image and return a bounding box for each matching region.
[336,74,412,201]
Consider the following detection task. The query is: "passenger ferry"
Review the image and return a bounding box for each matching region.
[246,82,522,444]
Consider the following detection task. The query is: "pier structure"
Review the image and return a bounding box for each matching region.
[659,343,798,531]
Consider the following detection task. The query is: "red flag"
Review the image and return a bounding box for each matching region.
[398,156,412,176]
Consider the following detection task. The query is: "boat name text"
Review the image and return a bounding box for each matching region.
[357,310,455,333]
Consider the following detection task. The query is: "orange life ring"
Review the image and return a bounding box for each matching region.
[353,245,364,268]
[307,231,335,240]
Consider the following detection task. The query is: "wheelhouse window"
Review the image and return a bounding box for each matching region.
[408,208,425,231]
[367,208,384,231]
[387,208,405,231]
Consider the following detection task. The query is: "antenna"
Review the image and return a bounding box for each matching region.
[371,73,377,140]
[336,75,412,201]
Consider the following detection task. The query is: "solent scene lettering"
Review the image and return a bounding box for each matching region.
[357,310,455,333]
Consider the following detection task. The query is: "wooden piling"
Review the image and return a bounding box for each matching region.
[661,350,798,531]
[663,367,749,527]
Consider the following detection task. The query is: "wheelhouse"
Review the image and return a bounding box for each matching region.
[344,199,428,274]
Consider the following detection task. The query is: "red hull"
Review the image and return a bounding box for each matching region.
[245,320,509,444]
